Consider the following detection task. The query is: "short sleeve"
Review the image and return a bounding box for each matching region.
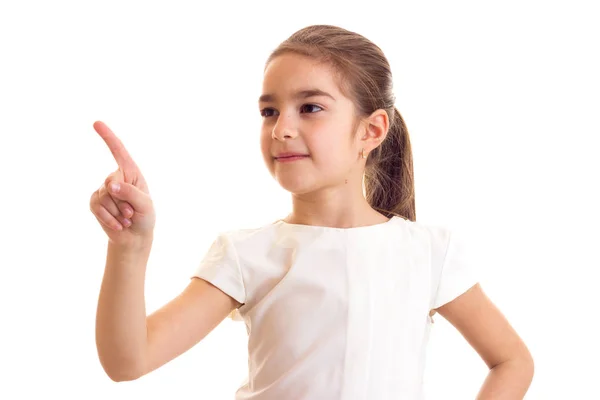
[431,228,479,310]
[191,233,246,306]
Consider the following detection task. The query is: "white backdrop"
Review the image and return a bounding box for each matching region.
[1,0,598,398]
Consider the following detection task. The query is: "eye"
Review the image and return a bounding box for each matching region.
[260,108,275,118]
[259,104,323,118]
[300,104,323,114]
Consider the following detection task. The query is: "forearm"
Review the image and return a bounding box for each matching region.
[476,358,534,399]
[95,239,152,381]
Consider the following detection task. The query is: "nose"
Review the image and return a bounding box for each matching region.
[272,113,298,141]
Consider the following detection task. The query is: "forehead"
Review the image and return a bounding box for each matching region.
[262,53,340,96]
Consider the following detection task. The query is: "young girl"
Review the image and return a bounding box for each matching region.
[92,25,534,399]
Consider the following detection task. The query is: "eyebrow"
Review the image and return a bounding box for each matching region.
[258,88,336,104]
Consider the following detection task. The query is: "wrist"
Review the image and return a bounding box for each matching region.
[108,235,153,253]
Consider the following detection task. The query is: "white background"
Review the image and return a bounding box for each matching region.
[1,0,598,398]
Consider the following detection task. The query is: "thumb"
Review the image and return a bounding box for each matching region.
[108,181,152,213]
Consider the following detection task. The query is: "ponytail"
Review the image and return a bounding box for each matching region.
[365,107,416,221]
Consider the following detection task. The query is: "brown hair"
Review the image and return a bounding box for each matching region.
[265,24,416,222]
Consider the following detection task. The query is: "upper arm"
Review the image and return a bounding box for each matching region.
[433,283,533,369]
[428,226,532,368]
[140,277,240,378]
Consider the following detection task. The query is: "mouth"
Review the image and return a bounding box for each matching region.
[275,155,310,162]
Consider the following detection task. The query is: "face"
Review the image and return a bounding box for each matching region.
[258,53,365,195]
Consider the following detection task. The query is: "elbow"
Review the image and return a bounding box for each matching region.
[98,356,145,382]
[525,353,535,381]
[498,344,535,377]
[518,355,535,390]
[519,346,535,379]
[106,368,143,383]
[500,352,535,383]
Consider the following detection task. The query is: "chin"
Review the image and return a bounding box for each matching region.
[275,174,317,195]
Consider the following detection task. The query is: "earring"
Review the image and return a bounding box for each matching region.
[361,148,367,159]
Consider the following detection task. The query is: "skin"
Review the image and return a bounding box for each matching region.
[95,53,533,396]
[259,53,535,397]
[259,52,390,228]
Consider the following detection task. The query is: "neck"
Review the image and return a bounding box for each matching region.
[285,178,388,228]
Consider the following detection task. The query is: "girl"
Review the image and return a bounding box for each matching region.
[92,25,534,399]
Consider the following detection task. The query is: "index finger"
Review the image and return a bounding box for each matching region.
[93,121,139,171]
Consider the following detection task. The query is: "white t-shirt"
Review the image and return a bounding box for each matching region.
[191,215,478,399]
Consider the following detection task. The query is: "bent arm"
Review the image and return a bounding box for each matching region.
[96,241,152,381]
[141,278,240,378]
[96,240,240,382]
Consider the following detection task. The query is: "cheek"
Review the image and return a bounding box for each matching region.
[260,131,275,171]
[259,129,270,155]
[315,152,350,174]
[309,132,354,167]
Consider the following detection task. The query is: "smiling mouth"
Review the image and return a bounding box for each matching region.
[275,155,310,162]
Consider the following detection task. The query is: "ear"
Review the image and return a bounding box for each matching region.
[361,109,389,147]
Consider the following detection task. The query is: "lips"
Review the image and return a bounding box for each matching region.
[274,152,309,159]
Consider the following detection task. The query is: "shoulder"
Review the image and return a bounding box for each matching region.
[208,219,283,253]
[395,217,452,249]
[398,219,467,280]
